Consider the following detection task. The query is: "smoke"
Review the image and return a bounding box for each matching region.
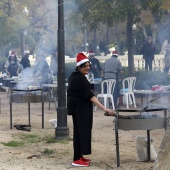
[16,67,40,90]
[16,56,52,90]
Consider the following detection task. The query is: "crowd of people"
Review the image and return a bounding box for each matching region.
[4,50,54,87]
[3,38,169,167]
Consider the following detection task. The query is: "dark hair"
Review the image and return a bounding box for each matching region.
[8,55,17,63]
[75,61,91,71]
[112,54,118,58]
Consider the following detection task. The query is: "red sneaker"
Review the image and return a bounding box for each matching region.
[72,159,90,167]
[80,156,91,163]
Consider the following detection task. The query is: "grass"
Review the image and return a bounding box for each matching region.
[1,133,70,148]
[1,140,24,147]
[41,148,55,155]
[42,135,58,143]
[19,134,40,143]
[42,134,70,144]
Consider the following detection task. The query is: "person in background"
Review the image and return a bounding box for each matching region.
[103,51,123,109]
[140,36,155,71]
[88,50,102,78]
[34,53,52,86]
[50,48,58,76]
[20,50,31,69]
[50,48,58,95]
[164,39,170,73]
[67,52,115,167]
[4,51,20,77]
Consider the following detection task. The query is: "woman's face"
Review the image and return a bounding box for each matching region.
[11,55,15,60]
[78,62,90,75]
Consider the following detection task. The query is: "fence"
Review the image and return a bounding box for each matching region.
[29,54,165,71]
[65,55,165,71]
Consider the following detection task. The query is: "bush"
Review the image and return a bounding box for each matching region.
[0,56,7,73]
[134,70,170,90]
[65,63,170,90]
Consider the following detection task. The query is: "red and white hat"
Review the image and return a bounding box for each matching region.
[76,52,89,66]
[112,51,118,57]
[88,50,95,56]
[10,51,16,57]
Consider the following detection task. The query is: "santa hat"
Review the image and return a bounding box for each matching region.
[88,50,95,56]
[112,51,118,57]
[10,51,16,57]
[76,52,89,66]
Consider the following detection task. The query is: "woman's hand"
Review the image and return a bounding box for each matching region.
[104,109,117,117]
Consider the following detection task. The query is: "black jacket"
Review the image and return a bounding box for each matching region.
[20,57,30,69]
[67,71,94,154]
[141,41,155,61]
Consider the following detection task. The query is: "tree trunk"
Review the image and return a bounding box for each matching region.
[20,30,25,58]
[115,22,121,54]
[127,13,134,75]
[93,30,96,53]
[106,26,109,54]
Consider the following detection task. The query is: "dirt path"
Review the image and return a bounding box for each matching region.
[0,92,167,170]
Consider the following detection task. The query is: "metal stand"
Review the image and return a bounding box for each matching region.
[115,108,168,167]
[10,101,44,129]
[42,84,57,110]
[10,89,45,129]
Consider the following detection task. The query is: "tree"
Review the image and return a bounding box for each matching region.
[0,0,59,57]
[74,0,163,75]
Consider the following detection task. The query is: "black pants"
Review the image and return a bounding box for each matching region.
[164,66,170,73]
[113,81,120,108]
[72,115,81,161]
[145,59,153,71]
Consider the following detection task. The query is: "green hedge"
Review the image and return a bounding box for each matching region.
[134,70,170,90]
[65,63,170,90]
[0,56,7,73]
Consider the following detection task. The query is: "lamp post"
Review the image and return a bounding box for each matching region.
[20,7,29,57]
[55,0,70,140]
[96,45,99,56]
[132,24,137,55]
[84,23,88,52]
[20,30,25,58]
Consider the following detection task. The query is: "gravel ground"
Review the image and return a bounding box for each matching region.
[0,91,168,170]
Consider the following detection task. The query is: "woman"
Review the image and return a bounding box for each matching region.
[34,54,52,86]
[4,51,20,77]
[67,52,115,167]
[50,49,58,76]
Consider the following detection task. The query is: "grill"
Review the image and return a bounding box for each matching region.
[115,108,168,167]
[10,88,45,129]
[10,89,43,103]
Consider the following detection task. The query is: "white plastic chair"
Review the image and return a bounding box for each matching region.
[120,77,136,109]
[94,79,116,111]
